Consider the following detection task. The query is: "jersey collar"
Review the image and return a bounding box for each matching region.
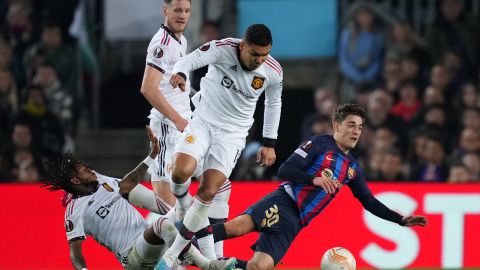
[161,24,182,44]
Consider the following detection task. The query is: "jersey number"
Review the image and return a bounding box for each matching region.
[262,204,279,228]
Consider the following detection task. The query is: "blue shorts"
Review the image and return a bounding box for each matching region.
[243,188,302,265]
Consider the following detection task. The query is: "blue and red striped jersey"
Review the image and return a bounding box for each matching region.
[279,134,371,226]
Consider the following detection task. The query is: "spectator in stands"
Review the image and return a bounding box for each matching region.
[423,86,445,106]
[461,108,480,130]
[447,162,471,183]
[339,2,384,102]
[454,82,479,117]
[401,53,428,91]
[372,127,398,153]
[449,128,480,162]
[385,20,428,67]
[377,148,407,182]
[0,41,25,89]
[310,115,332,136]
[16,159,39,183]
[190,21,221,91]
[462,153,480,181]
[428,0,478,78]
[443,51,469,92]
[3,1,37,58]
[390,79,422,125]
[299,88,337,140]
[0,69,18,141]
[430,64,455,100]
[32,63,74,149]
[365,150,384,181]
[411,135,449,182]
[16,84,65,156]
[24,21,78,92]
[381,58,403,95]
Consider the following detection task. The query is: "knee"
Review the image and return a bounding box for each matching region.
[171,165,193,183]
[197,185,218,201]
[247,259,273,270]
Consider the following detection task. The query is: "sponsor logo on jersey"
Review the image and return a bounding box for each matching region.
[153,47,164,58]
[251,76,265,90]
[348,167,356,179]
[220,76,254,99]
[301,140,312,150]
[65,220,74,232]
[96,206,110,219]
[229,65,238,72]
[185,135,196,144]
[102,183,114,192]
[199,43,210,51]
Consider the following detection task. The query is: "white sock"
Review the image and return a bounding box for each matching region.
[152,217,178,247]
[207,179,231,259]
[170,178,193,210]
[167,196,211,259]
[214,241,224,259]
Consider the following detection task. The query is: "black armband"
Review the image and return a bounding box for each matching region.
[177,72,187,81]
[263,138,277,148]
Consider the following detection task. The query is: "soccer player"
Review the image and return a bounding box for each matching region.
[140,0,232,259]
[140,0,191,208]
[41,126,237,270]
[158,24,283,268]
[195,104,428,270]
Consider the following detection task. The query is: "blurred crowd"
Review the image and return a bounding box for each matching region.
[0,0,81,183]
[330,0,479,183]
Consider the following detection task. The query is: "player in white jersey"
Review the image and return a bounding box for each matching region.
[157,24,283,269]
[41,126,237,270]
[140,0,191,207]
[140,0,232,260]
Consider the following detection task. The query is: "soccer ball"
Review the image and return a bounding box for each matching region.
[320,247,356,270]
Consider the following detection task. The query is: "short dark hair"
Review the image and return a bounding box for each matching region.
[164,0,191,5]
[332,103,366,123]
[244,24,272,46]
[41,151,81,195]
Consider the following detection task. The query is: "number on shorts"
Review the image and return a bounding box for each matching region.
[264,204,279,227]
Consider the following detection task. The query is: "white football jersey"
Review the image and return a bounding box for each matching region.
[146,25,191,127]
[173,38,283,139]
[64,173,148,264]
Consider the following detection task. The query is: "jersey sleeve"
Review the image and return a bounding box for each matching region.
[277,136,323,184]
[263,73,283,140]
[146,39,172,74]
[64,200,86,243]
[172,39,224,75]
[347,167,404,225]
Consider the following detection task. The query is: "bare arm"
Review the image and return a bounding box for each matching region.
[69,240,87,270]
[140,66,187,132]
[119,125,160,196]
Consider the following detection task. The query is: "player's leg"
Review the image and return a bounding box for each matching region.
[149,120,176,207]
[208,179,231,258]
[246,252,274,270]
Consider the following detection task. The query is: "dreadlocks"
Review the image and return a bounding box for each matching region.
[41,151,80,195]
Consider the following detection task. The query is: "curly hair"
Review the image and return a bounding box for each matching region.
[41,151,80,194]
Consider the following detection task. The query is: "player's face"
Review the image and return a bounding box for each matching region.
[333,115,363,152]
[163,0,191,34]
[239,41,272,70]
[71,163,99,192]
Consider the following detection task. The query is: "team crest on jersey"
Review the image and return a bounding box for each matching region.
[251,76,265,90]
[65,220,74,232]
[301,140,312,150]
[348,167,356,179]
[321,168,334,178]
[185,135,196,144]
[102,183,114,192]
[153,46,164,58]
[199,43,210,51]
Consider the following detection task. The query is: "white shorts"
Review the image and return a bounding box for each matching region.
[149,118,204,182]
[175,117,246,178]
[148,118,182,182]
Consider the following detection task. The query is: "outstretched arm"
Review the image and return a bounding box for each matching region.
[69,240,87,270]
[119,125,160,196]
[128,184,173,215]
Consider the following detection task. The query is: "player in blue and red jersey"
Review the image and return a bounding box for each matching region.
[195,103,428,270]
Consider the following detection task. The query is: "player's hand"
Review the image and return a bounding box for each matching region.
[174,117,188,132]
[146,125,160,158]
[312,177,339,194]
[401,215,428,227]
[256,147,276,167]
[170,73,186,91]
